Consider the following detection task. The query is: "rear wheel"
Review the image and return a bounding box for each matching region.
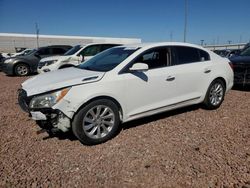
[203,79,225,110]
[14,63,29,76]
[72,99,120,145]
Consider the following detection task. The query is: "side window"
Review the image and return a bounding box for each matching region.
[174,46,200,65]
[133,47,169,69]
[101,44,118,52]
[82,45,101,56]
[52,48,66,55]
[198,49,210,61]
[240,47,250,56]
[37,48,50,56]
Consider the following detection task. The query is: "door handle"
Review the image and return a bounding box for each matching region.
[204,68,211,73]
[166,76,175,81]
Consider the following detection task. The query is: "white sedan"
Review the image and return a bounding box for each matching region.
[18,42,234,145]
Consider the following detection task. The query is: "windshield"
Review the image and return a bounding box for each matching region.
[240,47,250,56]
[78,47,138,72]
[64,45,81,55]
[25,49,37,56]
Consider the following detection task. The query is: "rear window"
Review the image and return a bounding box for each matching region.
[199,49,210,61]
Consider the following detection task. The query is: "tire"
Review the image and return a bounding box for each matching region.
[203,79,226,110]
[72,99,121,145]
[14,63,30,76]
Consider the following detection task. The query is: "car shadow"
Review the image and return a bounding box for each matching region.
[122,104,201,130]
[42,130,77,141]
[41,104,201,142]
[6,72,38,77]
[232,85,250,92]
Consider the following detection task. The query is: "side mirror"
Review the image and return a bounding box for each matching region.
[129,63,148,72]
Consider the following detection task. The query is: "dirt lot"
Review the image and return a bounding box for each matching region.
[0,72,249,188]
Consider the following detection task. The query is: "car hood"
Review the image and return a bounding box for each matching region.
[22,67,105,96]
[40,55,69,62]
[230,55,250,63]
[9,54,37,62]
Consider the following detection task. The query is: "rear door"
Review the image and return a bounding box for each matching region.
[167,46,213,102]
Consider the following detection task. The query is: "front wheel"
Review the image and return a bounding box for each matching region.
[72,99,121,145]
[14,63,30,76]
[203,79,226,110]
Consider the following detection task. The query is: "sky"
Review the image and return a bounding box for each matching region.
[0,0,250,45]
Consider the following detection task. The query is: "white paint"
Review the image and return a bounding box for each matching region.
[22,42,234,126]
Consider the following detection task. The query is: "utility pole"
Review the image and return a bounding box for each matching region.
[200,40,204,46]
[170,31,173,42]
[35,22,39,48]
[184,0,188,42]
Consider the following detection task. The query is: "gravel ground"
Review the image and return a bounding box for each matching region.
[0,72,250,188]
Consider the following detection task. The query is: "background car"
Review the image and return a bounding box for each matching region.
[0,53,6,70]
[0,52,10,58]
[2,45,72,76]
[18,42,234,145]
[10,48,33,57]
[37,43,121,73]
[229,46,250,86]
[213,49,241,58]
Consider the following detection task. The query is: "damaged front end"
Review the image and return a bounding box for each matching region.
[18,88,71,135]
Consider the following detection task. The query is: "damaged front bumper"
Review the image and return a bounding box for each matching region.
[31,109,71,133]
[18,89,72,134]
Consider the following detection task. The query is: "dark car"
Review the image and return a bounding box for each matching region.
[242,43,250,52]
[1,45,72,76]
[213,49,241,58]
[229,46,250,86]
[0,54,6,70]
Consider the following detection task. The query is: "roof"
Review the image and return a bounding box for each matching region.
[121,42,206,50]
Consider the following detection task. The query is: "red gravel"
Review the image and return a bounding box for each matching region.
[0,72,249,187]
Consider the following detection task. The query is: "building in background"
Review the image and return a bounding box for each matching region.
[0,33,141,52]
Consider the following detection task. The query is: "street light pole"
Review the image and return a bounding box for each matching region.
[184,0,188,42]
[35,22,39,48]
[200,40,204,46]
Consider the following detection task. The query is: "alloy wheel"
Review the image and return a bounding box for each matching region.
[82,105,115,139]
[209,83,224,106]
[16,65,28,76]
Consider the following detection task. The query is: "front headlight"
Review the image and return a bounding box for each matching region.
[45,60,57,66]
[29,87,70,109]
[4,59,13,63]
[61,57,71,63]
